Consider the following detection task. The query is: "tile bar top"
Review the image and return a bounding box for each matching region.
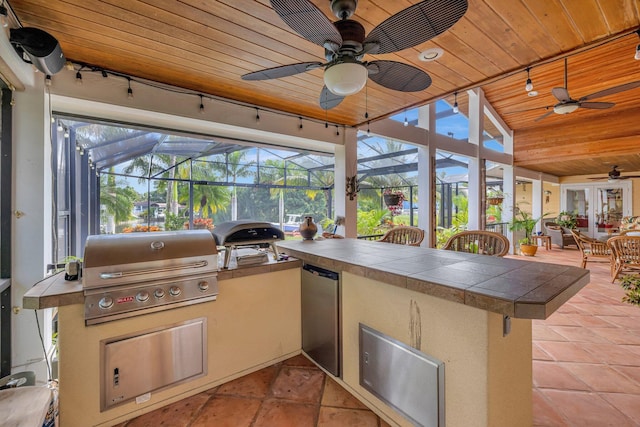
[277,239,590,320]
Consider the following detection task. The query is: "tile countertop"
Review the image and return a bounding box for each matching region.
[277,238,590,320]
[22,257,302,310]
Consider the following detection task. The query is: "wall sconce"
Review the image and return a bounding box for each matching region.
[346,175,359,201]
[544,190,552,204]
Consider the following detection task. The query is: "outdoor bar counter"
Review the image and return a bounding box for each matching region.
[277,238,590,427]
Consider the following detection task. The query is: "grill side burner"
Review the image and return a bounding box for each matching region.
[211,220,284,268]
[82,230,218,325]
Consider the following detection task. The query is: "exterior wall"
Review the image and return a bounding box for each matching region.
[57,269,301,427]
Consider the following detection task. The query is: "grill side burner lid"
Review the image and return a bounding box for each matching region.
[83,229,218,289]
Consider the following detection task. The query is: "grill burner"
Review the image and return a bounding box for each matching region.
[82,230,218,325]
[211,220,284,268]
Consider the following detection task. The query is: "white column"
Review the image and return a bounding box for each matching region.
[503,167,515,253]
[334,128,358,238]
[12,75,53,382]
[417,105,435,246]
[467,90,483,230]
[532,179,543,234]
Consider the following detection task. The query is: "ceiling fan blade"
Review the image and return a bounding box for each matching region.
[534,109,555,122]
[363,0,468,55]
[269,0,342,48]
[319,86,344,110]
[366,60,432,92]
[587,177,608,180]
[579,101,615,110]
[241,62,323,81]
[579,80,640,101]
[551,87,570,102]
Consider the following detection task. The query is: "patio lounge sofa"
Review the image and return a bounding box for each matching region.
[544,222,578,249]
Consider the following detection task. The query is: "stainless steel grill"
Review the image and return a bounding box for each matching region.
[82,230,218,325]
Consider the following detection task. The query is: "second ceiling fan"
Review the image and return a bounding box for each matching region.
[241,0,468,110]
[588,165,640,181]
[535,58,640,122]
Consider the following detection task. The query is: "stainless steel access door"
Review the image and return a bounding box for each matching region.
[101,318,207,411]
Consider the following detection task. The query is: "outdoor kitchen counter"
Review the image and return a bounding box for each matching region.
[22,256,302,310]
[277,238,590,320]
[278,238,591,427]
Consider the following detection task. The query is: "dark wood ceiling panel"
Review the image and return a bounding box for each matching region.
[6,0,640,177]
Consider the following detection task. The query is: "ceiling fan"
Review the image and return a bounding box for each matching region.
[241,0,468,110]
[588,165,640,182]
[535,58,640,121]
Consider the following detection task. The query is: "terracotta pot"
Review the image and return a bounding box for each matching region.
[299,216,318,240]
[520,243,538,257]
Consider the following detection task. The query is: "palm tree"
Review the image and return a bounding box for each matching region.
[100,168,137,233]
[179,159,231,219]
[212,151,255,220]
[261,159,322,227]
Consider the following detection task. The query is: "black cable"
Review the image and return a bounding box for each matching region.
[34,310,52,381]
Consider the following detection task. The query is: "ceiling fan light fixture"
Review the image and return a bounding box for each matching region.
[324,62,368,96]
[554,103,579,115]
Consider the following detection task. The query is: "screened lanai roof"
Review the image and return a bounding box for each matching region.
[57,115,471,186]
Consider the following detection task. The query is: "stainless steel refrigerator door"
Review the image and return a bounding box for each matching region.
[301,265,340,377]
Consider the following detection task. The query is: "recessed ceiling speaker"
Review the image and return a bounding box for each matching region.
[9,27,65,75]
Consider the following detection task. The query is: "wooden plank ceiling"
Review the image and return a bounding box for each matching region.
[7,0,640,177]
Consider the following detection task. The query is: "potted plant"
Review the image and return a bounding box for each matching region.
[556,211,577,229]
[508,208,544,256]
[382,188,405,216]
[486,189,505,206]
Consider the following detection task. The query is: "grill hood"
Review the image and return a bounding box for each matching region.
[83,229,218,289]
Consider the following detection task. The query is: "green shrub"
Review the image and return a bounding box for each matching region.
[619,275,640,306]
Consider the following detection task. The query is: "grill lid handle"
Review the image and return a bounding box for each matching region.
[99,260,209,280]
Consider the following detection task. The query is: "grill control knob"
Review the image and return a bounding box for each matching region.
[98,296,113,309]
[198,281,209,291]
[154,288,165,299]
[136,291,150,302]
[169,286,181,297]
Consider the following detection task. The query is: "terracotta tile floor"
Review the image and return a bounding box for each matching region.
[512,246,640,427]
[117,354,390,427]
[118,246,640,427]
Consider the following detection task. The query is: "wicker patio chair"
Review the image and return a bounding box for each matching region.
[570,229,612,270]
[607,235,640,283]
[378,226,424,247]
[442,230,509,257]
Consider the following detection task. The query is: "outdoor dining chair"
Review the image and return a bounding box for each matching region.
[378,226,425,247]
[442,230,509,257]
[570,229,612,270]
[607,235,640,283]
